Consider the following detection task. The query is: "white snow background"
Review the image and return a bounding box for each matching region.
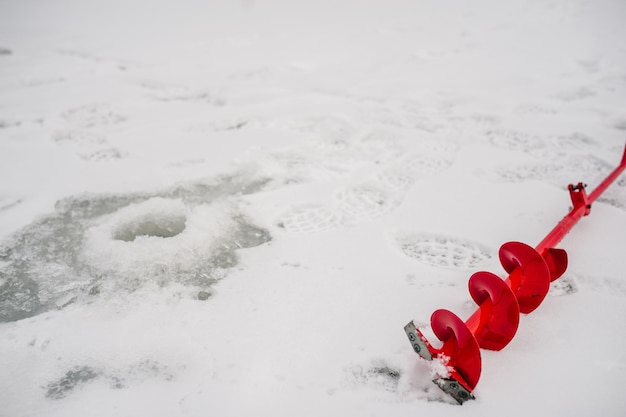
[1,0,626,415]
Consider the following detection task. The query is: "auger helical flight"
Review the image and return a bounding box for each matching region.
[404,142,626,404]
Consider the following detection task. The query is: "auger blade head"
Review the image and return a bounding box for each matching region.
[403,321,433,360]
[434,377,476,404]
[430,309,482,390]
[404,318,478,404]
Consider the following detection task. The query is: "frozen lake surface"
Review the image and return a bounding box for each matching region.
[1,0,626,416]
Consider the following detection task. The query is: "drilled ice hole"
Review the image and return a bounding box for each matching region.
[112,216,186,241]
[110,198,187,242]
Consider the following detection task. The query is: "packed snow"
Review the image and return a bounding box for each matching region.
[1,0,626,416]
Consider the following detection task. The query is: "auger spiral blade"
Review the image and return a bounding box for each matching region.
[404,141,626,404]
[404,319,478,404]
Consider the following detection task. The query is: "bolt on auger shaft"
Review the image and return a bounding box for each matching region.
[404,142,626,404]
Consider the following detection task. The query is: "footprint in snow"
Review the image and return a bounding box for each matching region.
[62,103,126,129]
[566,274,626,297]
[336,185,401,223]
[78,147,126,162]
[277,205,341,233]
[487,151,623,211]
[272,129,457,233]
[486,129,546,155]
[277,184,403,233]
[275,153,454,234]
[554,86,596,102]
[486,129,600,160]
[490,162,564,183]
[271,116,356,143]
[396,233,493,270]
[513,103,558,116]
[137,80,224,105]
[374,164,417,192]
[371,136,456,190]
[53,103,128,161]
[52,129,125,162]
[263,149,347,183]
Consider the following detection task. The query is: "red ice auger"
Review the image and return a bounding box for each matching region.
[404,142,626,404]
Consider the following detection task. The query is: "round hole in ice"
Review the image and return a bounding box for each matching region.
[81,198,239,281]
[112,215,187,241]
[109,198,187,242]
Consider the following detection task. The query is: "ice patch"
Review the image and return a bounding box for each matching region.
[0,174,271,322]
[344,360,402,393]
[572,273,626,296]
[344,357,454,403]
[0,197,22,212]
[0,119,21,129]
[46,366,100,400]
[549,275,578,296]
[45,359,174,400]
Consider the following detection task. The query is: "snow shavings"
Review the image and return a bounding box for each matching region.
[428,355,453,380]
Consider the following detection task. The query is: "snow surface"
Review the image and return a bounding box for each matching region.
[1,0,626,415]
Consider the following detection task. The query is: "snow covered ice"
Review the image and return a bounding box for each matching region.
[1,0,626,416]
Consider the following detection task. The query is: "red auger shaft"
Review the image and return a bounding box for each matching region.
[537,144,626,253]
[404,142,626,404]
